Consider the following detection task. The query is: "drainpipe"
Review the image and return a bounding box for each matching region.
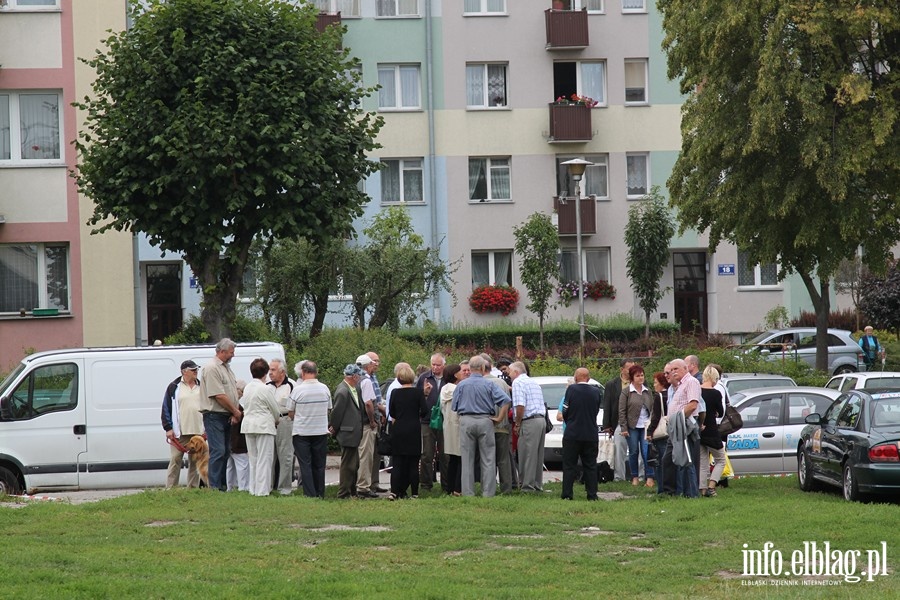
[425,0,440,323]
[133,233,142,345]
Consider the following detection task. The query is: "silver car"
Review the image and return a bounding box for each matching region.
[536,376,603,465]
[726,386,842,474]
[742,327,865,375]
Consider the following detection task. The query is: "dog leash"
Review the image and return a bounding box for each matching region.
[167,437,192,453]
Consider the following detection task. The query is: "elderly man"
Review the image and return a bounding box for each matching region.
[365,351,387,494]
[355,353,381,498]
[452,355,510,497]
[416,352,446,493]
[290,361,332,498]
[329,364,366,499]
[601,359,635,481]
[560,367,602,500]
[199,338,242,491]
[161,360,204,488]
[481,354,513,494]
[267,358,296,495]
[509,361,546,493]
[661,359,701,497]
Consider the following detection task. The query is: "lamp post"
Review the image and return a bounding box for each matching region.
[561,158,592,360]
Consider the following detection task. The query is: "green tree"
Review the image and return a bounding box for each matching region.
[859,259,900,338]
[75,0,382,339]
[513,212,560,350]
[624,187,675,339]
[342,206,456,331]
[660,0,900,370]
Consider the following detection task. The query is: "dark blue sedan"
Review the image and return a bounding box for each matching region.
[798,390,900,501]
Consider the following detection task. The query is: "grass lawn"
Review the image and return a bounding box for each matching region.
[1,477,896,599]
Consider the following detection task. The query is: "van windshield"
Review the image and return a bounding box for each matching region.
[0,362,26,396]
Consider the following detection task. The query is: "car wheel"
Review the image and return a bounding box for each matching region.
[797,449,819,492]
[0,466,23,496]
[833,365,856,375]
[842,463,863,502]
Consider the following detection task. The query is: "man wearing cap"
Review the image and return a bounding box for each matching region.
[329,364,366,499]
[161,360,204,488]
[267,358,296,495]
[355,353,381,498]
[199,338,242,491]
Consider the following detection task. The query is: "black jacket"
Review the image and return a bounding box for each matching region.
[562,383,601,442]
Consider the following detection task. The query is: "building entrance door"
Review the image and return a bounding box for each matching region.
[673,252,707,334]
[146,264,182,343]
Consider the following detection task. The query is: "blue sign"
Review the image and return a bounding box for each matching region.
[189,276,198,289]
[718,264,736,276]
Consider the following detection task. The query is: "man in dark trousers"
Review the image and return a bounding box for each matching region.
[328,364,365,499]
[602,358,635,481]
[561,367,602,500]
[416,352,446,492]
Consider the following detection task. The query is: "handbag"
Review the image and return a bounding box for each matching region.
[598,433,616,465]
[376,423,392,456]
[718,404,744,436]
[651,393,669,440]
[429,401,443,430]
[544,408,554,434]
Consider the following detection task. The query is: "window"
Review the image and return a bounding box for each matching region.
[738,396,782,427]
[463,0,505,13]
[626,153,649,197]
[313,0,360,16]
[472,251,512,287]
[555,0,603,9]
[376,0,418,17]
[5,363,78,421]
[377,64,421,110]
[0,244,69,314]
[585,0,604,10]
[836,395,862,429]
[0,0,59,9]
[466,63,508,108]
[381,158,423,203]
[557,154,608,200]
[553,61,607,107]
[559,248,610,283]
[624,58,648,104]
[622,0,645,12]
[469,157,510,202]
[737,250,778,287]
[0,92,62,162]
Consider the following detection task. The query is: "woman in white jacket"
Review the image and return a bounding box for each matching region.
[240,358,280,496]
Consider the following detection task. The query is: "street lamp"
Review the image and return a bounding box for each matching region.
[561,158,593,360]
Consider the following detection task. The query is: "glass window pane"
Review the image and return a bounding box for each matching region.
[760,262,778,285]
[403,163,423,202]
[0,95,9,160]
[584,156,607,198]
[378,67,396,108]
[487,0,505,11]
[466,65,484,106]
[585,249,610,281]
[487,65,506,106]
[0,245,39,312]
[622,0,644,9]
[464,0,480,11]
[45,245,69,310]
[626,154,647,196]
[580,62,604,104]
[381,160,400,202]
[737,250,754,286]
[559,250,578,282]
[19,94,60,159]
[18,0,59,5]
[489,158,510,200]
[469,158,487,200]
[472,253,489,287]
[494,252,512,286]
[398,0,417,15]
[399,66,420,107]
[624,60,646,102]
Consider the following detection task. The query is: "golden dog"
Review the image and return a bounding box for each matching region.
[186,435,209,487]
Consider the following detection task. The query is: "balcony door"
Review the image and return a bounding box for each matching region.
[673,252,707,334]
[146,264,183,343]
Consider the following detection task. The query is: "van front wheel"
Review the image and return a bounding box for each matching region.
[0,466,22,496]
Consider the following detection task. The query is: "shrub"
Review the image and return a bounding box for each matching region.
[789,308,858,331]
[163,313,279,345]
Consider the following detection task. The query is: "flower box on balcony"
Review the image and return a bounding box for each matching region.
[545,7,589,50]
[548,103,592,143]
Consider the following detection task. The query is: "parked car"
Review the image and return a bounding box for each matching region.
[719,372,797,398]
[536,376,603,465]
[725,387,841,474]
[798,390,900,501]
[825,372,900,393]
[741,327,865,375]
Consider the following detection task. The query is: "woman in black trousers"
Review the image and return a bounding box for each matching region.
[388,364,429,499]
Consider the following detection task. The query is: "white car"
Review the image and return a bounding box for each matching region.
[825,372,900,392]
[535,375,604,465]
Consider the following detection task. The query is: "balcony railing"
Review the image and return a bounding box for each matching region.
[545,8,589,50]
[548,103,593,142]
[316,12,342,33]
[553,196,596,235]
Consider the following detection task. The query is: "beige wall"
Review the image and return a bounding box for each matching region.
[0,168,69,222]
[0,13,62,69]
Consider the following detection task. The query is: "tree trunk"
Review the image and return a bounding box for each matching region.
[190,242,250,342]
[539,314,545,351]
[799,271,831,372]
[644,309,651,339]
[309,292,329,339]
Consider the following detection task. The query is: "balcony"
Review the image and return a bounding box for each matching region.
[553,195,596,235]
[545,8,589,50]
[315,11,342,33]
[548,103,592,143]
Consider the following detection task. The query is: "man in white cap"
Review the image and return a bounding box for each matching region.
[355,353,381,497]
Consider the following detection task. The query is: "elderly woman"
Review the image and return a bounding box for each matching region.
[388,363,430,499]
[645,371,669,493]
[240,358,280,496]
[699,365,725,497]
[618,364,654,487]
[440,364,464,496]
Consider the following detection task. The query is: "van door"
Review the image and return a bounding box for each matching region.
[0,361,86,489]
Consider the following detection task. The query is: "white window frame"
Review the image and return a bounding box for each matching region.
[466,63,509,109]
[0,91,63,164]
[621,0,646,13]
[0,243,70,314]
[377,64,421,111]
[462,0,506,15]
[381,158,424,204]
[554,60,607,108]
[376,0,419,17]
[584,0,604,12]
[312,0,361,17]
[624,58,649,105]
[625,152,649,198]
[471,250,513,288]
[0,0,60,11]
[557,154,608,200]
[559,248,611,283]
[468,157,511,203]
[328,275,352,302]
[737,250,780,289]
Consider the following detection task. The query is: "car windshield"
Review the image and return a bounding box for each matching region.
[863,378,900,390]
[870,395,900,429]
[746,331,775,345]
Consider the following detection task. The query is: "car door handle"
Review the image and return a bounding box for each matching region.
[74,424,86,435]
[762,432,775,438]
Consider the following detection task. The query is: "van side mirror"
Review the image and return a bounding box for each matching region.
[0,396,11,421]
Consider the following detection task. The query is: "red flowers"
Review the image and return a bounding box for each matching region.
[553,94,598,107]
[469,285,519,316]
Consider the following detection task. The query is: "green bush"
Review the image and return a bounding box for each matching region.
[163,313,280,346]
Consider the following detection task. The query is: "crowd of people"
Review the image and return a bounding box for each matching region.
[161,339,731,500]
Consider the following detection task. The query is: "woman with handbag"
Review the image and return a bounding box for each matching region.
[646,371,669,493]
[699,365,726,497]
[439,364,464,496]
[618,365,655,488]
[388,364,430,499]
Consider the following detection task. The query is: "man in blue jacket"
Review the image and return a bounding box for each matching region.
[161,360,204,488]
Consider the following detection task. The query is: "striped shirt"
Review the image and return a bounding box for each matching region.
[290,379,333,436]
[512,373,546,418]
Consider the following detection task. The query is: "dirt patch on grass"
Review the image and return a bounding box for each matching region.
[572,527,616,537]
[493,534,545,539]
[302,524,392,532]
[145,520,179,527]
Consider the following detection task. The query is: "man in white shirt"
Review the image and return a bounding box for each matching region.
[355,353,380,498]
[267,358,296,495]
[510,361,547,493]
[289,361,332,498]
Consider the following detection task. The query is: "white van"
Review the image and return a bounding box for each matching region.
[0,342,285,494]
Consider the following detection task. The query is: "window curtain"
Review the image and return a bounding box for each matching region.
[398,0,417,15]
[339,0,360,16]
[403,160,423,202]
[376,0,395,16]
[472,254,489,287]
[585,249,609,281]
[377,68,396,107]
[624,61,646,102]
[556,158,572,197]
[1,95,10,159]
[559,251,577,282]
[466,65,484,106]
[487,65,506,106]
[469,158,486,200]
[399,66,420,107]
[580,62,604,104]
[489,159,510,199]
[494,252,511,286]
[586,0,603,10]
[19,94,59,159]
[626,156,647,195]
[584,158,607,197]
[622,0,644,9]
[0,245,39,312]
[381,161,400,202]
[464,0,480,11]
[313,0,329,10]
